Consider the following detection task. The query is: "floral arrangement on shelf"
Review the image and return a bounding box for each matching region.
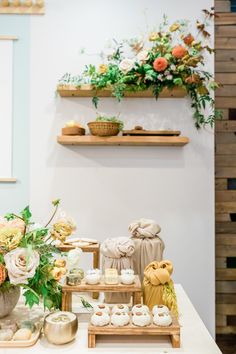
[0,199,76,310]
[58,8,221,129]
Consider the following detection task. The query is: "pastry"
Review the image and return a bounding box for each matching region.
[132,304,149,315]
[0,329,14,341]
[112,304,129,314]
[111,311,130,327]
[132,312,151,327]
[104,268,119,285]
[153,313,172,326]
[93,304,110,314]
[13,328,32,341]
[152,304,169,316]
[91,312,110,327]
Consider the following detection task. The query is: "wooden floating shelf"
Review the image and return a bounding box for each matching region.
[0,5,44,15]
[57,84,187,98]
[57,135,189,147]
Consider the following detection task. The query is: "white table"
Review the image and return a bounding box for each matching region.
[1,285,222,354]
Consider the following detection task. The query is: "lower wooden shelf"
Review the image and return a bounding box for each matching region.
[57,135,189,146]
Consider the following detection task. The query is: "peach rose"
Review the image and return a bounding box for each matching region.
[153,57,168,72]
[185,74,201,84]
[51,267,66,281]
[98,64,108,74]
[183,34,194,46]
[172,46,187,59]
[54,259,66,268]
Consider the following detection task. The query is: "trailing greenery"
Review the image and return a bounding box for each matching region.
[58,9,221,129]
[96,115,124,131]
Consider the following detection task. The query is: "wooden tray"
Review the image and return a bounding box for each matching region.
[88,313,180,348]
[0,329,41,348]
[122,129,181,136]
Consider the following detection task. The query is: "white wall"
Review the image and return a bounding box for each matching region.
[30,0,215,334]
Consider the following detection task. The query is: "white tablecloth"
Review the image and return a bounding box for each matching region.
[1,284,221,354]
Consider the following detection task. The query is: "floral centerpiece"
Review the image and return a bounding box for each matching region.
[0,200,75,315]
[58,9,220,129]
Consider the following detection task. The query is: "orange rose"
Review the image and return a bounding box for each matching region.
[183,34,194,46]
[153,57,168,72]
[51,267,66,281]
[185,74,201,84]
[172,46,187,59]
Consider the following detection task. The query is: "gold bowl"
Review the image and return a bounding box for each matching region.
[44,311,78,345]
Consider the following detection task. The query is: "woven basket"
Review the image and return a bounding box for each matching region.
[88,121,120,137]
[62,126,85,136]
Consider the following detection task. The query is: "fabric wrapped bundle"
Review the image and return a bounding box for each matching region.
[143,260,178,316]
[101,237,135,303]
[129,218,165,282]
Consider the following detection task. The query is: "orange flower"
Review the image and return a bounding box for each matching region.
[0,264,6,285]
[153,57,168,72]
[183,34,194,46]
[172,46,187,59]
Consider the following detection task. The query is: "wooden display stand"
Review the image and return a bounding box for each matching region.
[58,243,100,299]
[61,275,142,312]
[88,313,180,348]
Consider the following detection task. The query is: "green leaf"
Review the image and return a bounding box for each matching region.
[4,213,15,221]
[20,206,32,225]
[52,199,60,207]
[23,289,40,308]
[92,96,99,108]
[173,78,183,86]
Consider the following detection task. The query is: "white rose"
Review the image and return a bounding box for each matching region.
[119,58,135,74]
[137,50,149,63]
[4,248,40,285]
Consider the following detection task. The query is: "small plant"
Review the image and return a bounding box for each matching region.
[96,115,124,131]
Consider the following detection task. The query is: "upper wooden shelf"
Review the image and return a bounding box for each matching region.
[57,84,187,98]
[57,135,189,147]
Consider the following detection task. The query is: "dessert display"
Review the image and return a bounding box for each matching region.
[120,268,135,285]
[104,268,119,285]
[93,304,110,314]
[85,269,102,285]
[91,312,110,327]
[132,312,151,327]
[152,304,170,316]
[111,304,129,314]
[153,313,172,327]
[132,304,149,315]
[44,312,78,345]
[111,311,130,327]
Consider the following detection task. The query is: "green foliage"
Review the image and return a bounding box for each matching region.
[96,115,124,131]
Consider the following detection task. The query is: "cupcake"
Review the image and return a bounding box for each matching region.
[132,304,149,315]
[91,312,110,327]
[153,313,172,327]
[112,304,129,314]
[132,312,151,327]
[152,305,169,316]
[93,303,110,314]
[111,312,130,327]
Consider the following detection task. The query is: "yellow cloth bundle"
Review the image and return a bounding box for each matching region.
[143,260,178,316]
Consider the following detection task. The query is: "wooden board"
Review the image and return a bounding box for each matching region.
[215,13,236,25]
[62,275,141,293]
[57,85,186,98]
[216,27,236,38]
[88,314,180,348]
[122,129,181,136]
[215,0,231,12]
[216,121,236,132]
[215,38,236,50]
[216,73,236,85]
[0,330,40,348]
[57,135,189,147]
[0,5,44,15]
[57,242,99,253]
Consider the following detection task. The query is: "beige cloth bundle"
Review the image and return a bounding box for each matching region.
[143,260,178,316]
[101,237,135,303]
[129,218,165,282]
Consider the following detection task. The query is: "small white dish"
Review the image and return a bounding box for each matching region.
[132,312,151,327]
[153,313,172,327]
[152,305,170,316]
[111,312,130,327]
[91,312,110,327]
[111,304,129,314]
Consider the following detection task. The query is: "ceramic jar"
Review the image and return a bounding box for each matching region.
[132,304,149,315]
[112,304,129,314]
[111,311,130,327]
[44,311,78,344]
[93,303,110,314]
[153,313,172,326]
[120,269,135,285]
[91,312,110,327]
[85,269,101,285]
[132,312,151,327]
[152,304,169,316]
[0,286,20,319]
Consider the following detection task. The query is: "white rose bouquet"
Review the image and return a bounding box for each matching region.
[0,200,71,310]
